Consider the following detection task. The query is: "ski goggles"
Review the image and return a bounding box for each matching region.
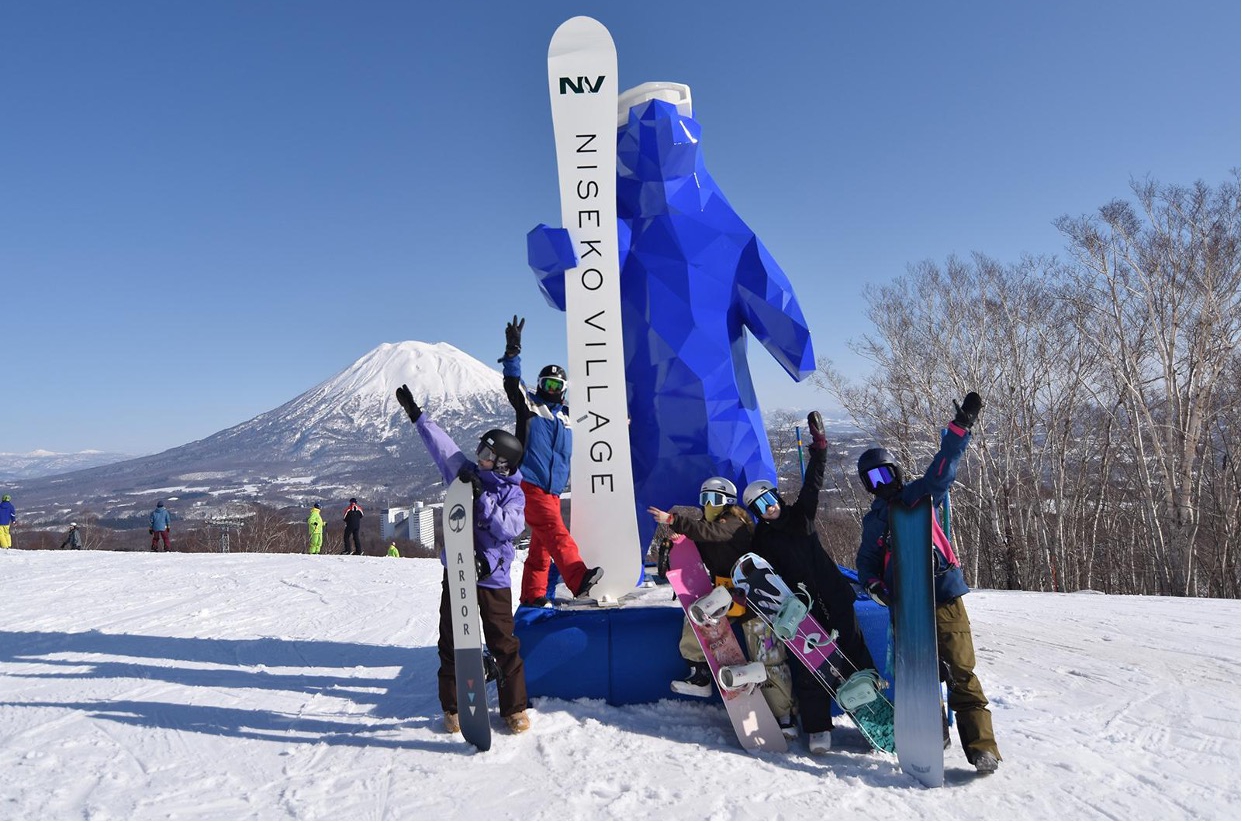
[476,445,510,474]
[747,489,780,516]
[864,465,897,491]
[700,490,735,507]
[539,376,565,395]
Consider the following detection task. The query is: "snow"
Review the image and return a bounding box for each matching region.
[0,550,1237,821]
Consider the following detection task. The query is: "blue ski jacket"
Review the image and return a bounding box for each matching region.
[415,415,526,589]
[856,423,972,604]
[0,499,15,526]
[150,505,171,531]
[502,354,572,495]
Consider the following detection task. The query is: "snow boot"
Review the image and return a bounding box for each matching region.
[778,714,799,740]
[505,710,531,734]
[574,566,603,599]
[808,730,833,754]
[670,661,713,697]
[973,752,1000,774]
[443,712,460,734]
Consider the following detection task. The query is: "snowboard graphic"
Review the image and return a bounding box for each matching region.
[443,478,491,751]
[667,539,786,753]
[545,17,641,602]
[731,553,895,753]
[889,497,944,787]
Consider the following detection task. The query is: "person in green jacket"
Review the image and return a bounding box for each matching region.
[307,503,324,554]
[387,542,400,558]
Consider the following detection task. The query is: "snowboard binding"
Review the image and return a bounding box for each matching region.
[772,583,814,641]
[689,585,734,627]
[717,661,768,690]
[836,668,883,713]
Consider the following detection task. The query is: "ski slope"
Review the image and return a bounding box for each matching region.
[0,550,1237,820]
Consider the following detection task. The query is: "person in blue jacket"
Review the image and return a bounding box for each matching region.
[854,391,1001,774]
[149,501,172,551]
[395,382,532,735]
[0,494,17,549]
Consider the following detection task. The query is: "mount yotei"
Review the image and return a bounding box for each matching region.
[12,342,513,526]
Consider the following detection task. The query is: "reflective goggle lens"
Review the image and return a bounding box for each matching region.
[477,445,496,462]
[700,490,733,507]
[866,466,896,489]
[749,490,779,514]
[539,377,565,394]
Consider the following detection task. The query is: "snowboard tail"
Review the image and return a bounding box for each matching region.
[732,553,895,753]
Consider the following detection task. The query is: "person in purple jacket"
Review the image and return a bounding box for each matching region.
[395,382,532,735]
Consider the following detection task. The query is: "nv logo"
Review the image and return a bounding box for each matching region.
[559,75,606,94]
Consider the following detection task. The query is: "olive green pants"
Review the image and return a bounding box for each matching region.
[938,597,1001,763]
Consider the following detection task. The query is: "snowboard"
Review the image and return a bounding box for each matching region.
[889,497,944,787]
[667,539,787,753]
[546,16,642,602]
[731,553,895,753]
[442,477,491,751]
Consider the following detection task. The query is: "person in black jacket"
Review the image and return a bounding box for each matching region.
[60,523,83,550]
[342,498,364,555]
[742,411,879,754]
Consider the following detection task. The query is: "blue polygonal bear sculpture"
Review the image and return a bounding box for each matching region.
[528,83,814,552]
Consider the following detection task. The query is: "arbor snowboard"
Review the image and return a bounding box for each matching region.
[889,497,944,787]
[442,477,491,751]
[667,539,786,753]
[545,16,641,601]
[731,553,895,753]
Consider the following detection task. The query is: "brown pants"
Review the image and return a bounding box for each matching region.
[937,597,1001,763]
[436,573,527,717]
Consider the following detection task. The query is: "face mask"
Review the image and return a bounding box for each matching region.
[703,503,726,522]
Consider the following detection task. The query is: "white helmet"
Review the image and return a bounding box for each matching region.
[743,479,780,515]
[70,522,77,528]
[699,476,737,507]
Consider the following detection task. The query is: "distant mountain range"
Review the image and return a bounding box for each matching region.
[7,341,862,528]
[10,342,512,527]
[0,450,137,482]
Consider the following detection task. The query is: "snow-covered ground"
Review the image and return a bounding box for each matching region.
[0,550,1237,820]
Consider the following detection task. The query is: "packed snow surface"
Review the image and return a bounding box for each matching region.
[0,550,1237,820]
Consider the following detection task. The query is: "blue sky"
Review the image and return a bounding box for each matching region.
[2,0,1237,455]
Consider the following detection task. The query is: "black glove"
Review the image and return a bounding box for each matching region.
[656,537,673,578]
[475,551,492,580]
[498,315,525,361]
[865,579,891,608]
[807,410,828,451]
[457,464,483,499]
[395,383,422,424]
[952,391,983,430]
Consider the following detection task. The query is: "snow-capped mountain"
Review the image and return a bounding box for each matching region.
[10,342,513,526]
[0,450,136,481]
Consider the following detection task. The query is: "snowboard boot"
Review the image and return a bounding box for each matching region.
[443,712,460,734]
[670,661,713,697]
[505,710,531,734]
[777,714,799,740]
[972,751,1000,774]
[482,648,504,686]
[520,596,553,608]
[573,566,603,599]
[808,730,833,754]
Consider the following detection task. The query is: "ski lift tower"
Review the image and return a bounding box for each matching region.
[207,518,246,553]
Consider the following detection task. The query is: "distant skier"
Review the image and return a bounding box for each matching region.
[342,499,363,555]
[149,501,171,551]
[498,316,601,606]
[854,391,1001,774]
[0,494,15,549]
[60,522,83,550]
[742,411,880,755]
[307,503,324,555]
[395,382,532,735]
[387,542,400,558]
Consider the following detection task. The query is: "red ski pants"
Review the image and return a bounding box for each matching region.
[519,481,587,602]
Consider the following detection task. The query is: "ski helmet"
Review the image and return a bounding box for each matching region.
[699,476,737,508]
[477,429,524,476]
[536,364,568,403]
[743,479,781,517]
[857,447,903,494]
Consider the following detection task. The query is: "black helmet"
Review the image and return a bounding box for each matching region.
[857,447,903,495]
[536,364,567,404]
[478,429,524,475]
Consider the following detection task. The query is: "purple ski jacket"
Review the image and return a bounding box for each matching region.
[415,416,526,589]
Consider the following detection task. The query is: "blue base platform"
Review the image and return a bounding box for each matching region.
[515,574,892,707]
